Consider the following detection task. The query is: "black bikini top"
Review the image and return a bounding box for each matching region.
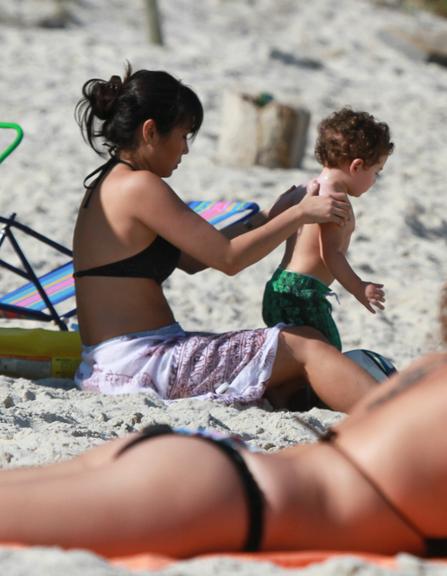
[74,236,180,285]
[74,155,180,285]
[295,415,447,558]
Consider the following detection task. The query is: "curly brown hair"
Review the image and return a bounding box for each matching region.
[315,107,394,168]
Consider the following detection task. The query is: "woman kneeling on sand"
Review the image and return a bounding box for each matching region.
[0,287,446,557]
[72,62,376,411]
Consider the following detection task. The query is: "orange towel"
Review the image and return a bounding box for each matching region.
[110,550,447,572]
[1,544,447,572]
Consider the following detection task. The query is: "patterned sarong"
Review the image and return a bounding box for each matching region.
[75,322,283,404]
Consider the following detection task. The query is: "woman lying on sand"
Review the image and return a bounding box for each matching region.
[72,62,377,411]
[0,286,446,558]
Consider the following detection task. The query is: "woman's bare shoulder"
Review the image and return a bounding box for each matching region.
[121,168,167,195]
[350,352,447,417]
[112,169,181,211]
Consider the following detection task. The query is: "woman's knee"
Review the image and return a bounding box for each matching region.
[276,326,342,371]
[270,326,332,384]
[281,325,330,343]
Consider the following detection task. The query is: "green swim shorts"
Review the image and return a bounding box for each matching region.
[262,268,342,350]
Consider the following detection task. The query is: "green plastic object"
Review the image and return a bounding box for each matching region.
[0,122,24,164]
[255,92,274,107]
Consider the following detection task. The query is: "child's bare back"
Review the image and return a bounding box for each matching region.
[281,182,355,287]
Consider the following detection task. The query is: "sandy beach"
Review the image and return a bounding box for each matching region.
[0,0,447,574]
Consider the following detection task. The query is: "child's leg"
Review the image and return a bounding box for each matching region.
[0,435,249,557]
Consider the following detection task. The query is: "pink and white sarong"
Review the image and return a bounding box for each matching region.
[75,322,284,404]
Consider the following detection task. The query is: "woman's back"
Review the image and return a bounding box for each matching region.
[275,354,447,554]
[73,162,175,344]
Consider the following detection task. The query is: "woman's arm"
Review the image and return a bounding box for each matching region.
[129,172,350,276]
[177,185,301,274]
[177,211,268,274]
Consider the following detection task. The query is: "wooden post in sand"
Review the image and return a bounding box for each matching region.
[217,91,310,169]
[144,0,163,45]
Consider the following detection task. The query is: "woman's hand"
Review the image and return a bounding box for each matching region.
[297,179,350,226]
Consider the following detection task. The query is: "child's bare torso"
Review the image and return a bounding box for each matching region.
[279,184,355,286]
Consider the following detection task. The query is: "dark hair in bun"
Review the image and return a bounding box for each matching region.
[75,62,203,155]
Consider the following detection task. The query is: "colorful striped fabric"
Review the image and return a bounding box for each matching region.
[0,200,259,329]
[188,200,259,227]
[1,261,74,312]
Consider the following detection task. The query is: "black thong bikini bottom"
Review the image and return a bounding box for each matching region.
[116,423,265,552]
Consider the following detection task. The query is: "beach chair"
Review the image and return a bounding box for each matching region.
[0,213,75,330]
[0,200,260,331]
[0,122,23,164]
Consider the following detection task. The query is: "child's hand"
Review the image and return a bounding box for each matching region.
[356,282,385,314]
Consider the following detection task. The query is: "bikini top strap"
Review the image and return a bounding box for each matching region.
[82,153,136,208]
[293,414,427,544]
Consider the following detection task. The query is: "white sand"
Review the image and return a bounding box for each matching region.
[0,0,446,574]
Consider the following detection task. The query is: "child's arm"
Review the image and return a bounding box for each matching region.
[320,223,385,314]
